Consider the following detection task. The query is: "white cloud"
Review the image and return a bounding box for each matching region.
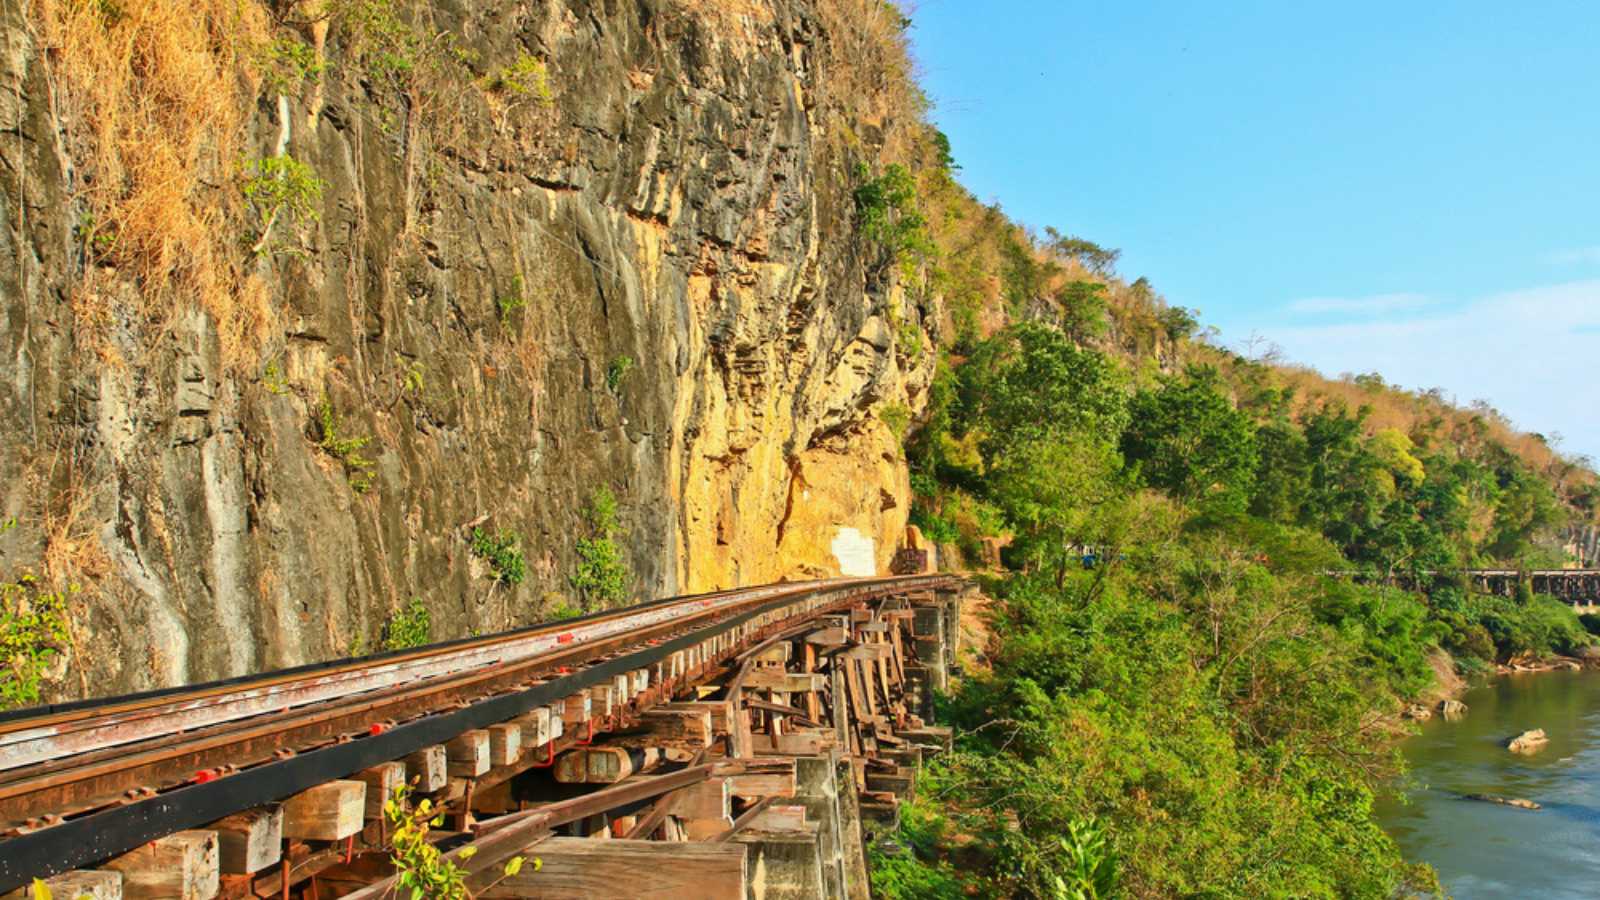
[1285,292,1434,316]
[1259,279,1600,462]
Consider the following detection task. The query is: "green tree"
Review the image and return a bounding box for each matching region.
[1122,366,1258,510]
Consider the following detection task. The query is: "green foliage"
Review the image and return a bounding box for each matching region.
[1055,280,1110,344]
[261,360,290,396]
[0,574,71,710]
[315,397,376,493]
[386,785,532,898]
[605,356,633,394]
[853,163,934,265]
[241,154,325,255]
[256,37,325,95]
[1122,365,1258,510]
[470,527,526,586]
[572,488,629,607]
[879,402,912,440]
[497,276,528,326]
[381,597,431,651]
[485,54,554,104]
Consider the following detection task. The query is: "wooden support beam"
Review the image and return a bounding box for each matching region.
[609,708,714,750]
[2,871,120,900]
[591,682,616,719]
[474,837,748,899]
[717,757,797,799]
[803,627,848,646]
[488,723,522,767]
[743,670,826,693]
[554,747,659,784]
[103,831,218,900]
[663,699,735,734]
[671,778,732,820]
[751,643,792,665]
[749,804,809,831]
[515,707,552,748]
[406,745,448,792]
[565,691,593,726]
[682,815,736,842]
[446,730,492,777]
[547,703,566,740]
[211,805,282,875]
[355,762,406,820]
[282,780,366,841]
[769,729,840,756]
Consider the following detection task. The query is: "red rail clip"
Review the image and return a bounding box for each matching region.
[557,633,575,645]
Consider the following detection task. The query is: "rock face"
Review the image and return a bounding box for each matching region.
[1507,729,1549,754]
[0,0,935,696]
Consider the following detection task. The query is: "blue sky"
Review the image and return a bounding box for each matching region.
[907,0,1600,461]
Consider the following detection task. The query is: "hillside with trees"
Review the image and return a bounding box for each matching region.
[841,6,1599,897]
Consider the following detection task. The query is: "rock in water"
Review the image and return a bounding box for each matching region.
[1439,699,1468,720]
[1507,729,1549,754]
[1403,704,1433,721]
[1461,793,1541,810]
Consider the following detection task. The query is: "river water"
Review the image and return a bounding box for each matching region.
[1377,670,1600,897]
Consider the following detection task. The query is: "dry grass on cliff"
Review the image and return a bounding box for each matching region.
[30,0,273,368]
[814,0,926,162]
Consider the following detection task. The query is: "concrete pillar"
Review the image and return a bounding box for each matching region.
[734,821,826,900]
[834,757,871,900]
[792,754,846,898]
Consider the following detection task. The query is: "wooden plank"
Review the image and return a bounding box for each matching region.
[103,830,218,900]
[406,745,448,793]
[355,762,406,819]
[743,670,826,693]
[211,805,282,875]
[475,836,747,899]
[548,703,566,740]
[2,870,121,900]
[489,723,522,767]
[282,780,365,841]
[446,730,491,777]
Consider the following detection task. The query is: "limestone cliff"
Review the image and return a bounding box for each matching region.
[0,0,934,696]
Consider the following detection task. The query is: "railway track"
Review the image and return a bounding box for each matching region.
[0,573,963,893]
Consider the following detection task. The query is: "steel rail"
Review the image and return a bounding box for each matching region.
[0,574,960,889]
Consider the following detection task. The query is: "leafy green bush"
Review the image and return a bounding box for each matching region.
[571,488,629,607]
[241,153,325,255]
[470,527,526,586]
[381,597,431,651]
[605,356,633,393]
[315,397,377,493]
[0,575,71,710]
[879,403,912,440]
[853,163,933,264]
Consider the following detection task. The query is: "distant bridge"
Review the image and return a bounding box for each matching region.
[1338,569,1600,608]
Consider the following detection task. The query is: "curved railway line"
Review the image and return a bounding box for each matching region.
[0,573,968,897]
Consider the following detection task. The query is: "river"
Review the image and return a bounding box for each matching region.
[1377,670,1600,897]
